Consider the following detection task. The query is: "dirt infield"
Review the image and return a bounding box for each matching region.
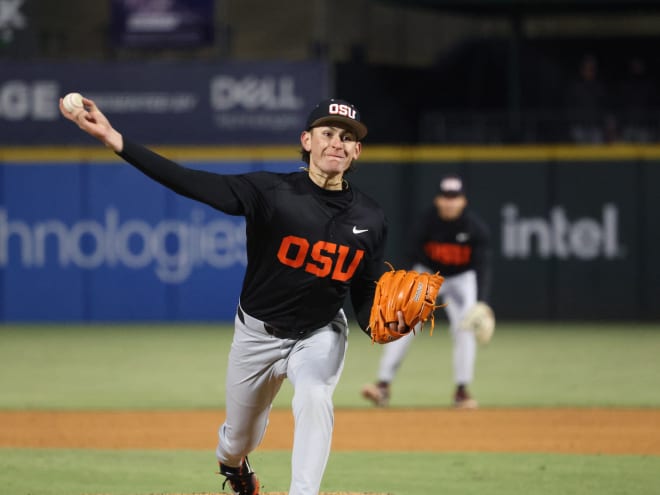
[2,408,660,455]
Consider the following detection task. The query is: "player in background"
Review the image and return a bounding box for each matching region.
[60,96,408,495]
[361,174,492,409]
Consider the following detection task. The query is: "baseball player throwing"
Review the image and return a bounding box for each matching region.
[362,174,492,409]
[60,96,405,495]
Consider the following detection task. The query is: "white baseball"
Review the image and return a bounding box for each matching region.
[63,92,84,113]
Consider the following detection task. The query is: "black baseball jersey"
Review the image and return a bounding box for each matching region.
[118,140,387,336]
[407,206,491,302]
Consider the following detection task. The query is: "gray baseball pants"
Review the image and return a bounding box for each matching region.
[216,305,348,495]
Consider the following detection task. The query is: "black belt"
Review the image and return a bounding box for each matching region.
[237,306,309,339]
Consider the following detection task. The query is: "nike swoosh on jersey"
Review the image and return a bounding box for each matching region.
[353,226,369,234]
[456,232,470,242]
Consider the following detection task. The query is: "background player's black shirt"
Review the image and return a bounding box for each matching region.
[118,140,387,335]
[407,206,491,302]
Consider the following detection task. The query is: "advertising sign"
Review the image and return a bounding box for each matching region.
[2,156,657,321]
[350,159,655,321]
[0,60,329,145]
[111,0,214,47]
[0,160,297,321]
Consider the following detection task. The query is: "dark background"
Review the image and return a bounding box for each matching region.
[4,0,660,146]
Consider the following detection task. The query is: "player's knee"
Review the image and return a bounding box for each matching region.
[292,383,333,416]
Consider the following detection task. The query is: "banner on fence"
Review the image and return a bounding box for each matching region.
[0,160,298,321]
[0,60,329,145]
[1,157,657,321]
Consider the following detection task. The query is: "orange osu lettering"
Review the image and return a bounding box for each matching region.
[277,235,364,281]
[277,235,309,268]
[423,241,472,265]
[332,244,363,281]
[306,241,336,277]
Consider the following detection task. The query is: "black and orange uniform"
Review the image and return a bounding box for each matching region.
[118,140,387,336]
[408,206,491,302]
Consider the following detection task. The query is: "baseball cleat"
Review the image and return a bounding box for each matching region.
[361,382,390,407]
[219,456,260,495]
[453,386,478,409]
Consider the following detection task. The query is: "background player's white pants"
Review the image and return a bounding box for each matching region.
[216,305,348,495]
[377,268,477,386]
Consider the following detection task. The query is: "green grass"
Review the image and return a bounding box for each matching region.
[1,448,659,495]
[0,324,227,410]
[363,321,660,408]
[1,322,659,495]
[1,322,659,409]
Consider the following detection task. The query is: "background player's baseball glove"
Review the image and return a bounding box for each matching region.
[462,301,496,344]
[368,263,445,344]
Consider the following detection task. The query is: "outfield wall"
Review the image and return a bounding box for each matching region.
[1,145,659,321]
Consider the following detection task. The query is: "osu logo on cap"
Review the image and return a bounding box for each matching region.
[328,103,357,120]
[441,177,462,192]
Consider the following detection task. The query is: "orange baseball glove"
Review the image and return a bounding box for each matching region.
[368,263,445,344]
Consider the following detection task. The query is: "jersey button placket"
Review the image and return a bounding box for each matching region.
[328,220,335,241]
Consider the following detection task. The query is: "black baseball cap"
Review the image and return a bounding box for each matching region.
[305,98,368,140]
[437,174,465,197]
